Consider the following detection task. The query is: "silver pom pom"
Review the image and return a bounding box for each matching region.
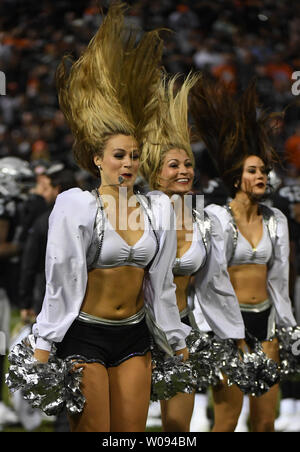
[150,345,196,401]
[277,326,300,378]
[188,331,280,397]
[150,329,280,400]
[186,330,223,390]
[151,331,234,399]
[226,349,280,396]
[5,335,85,416]
[222,333,280,396]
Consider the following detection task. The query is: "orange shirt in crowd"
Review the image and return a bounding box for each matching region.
[285,134,300,169]
[211,64,237,93]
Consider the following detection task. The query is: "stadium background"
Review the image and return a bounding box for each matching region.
[0,0,300,432]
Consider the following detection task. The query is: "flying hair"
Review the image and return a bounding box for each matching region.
[56,2,163,177]
[190,76,281,195]
[140,72,200,190]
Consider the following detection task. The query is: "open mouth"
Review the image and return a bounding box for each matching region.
[120,173,133,179]
[256,183,265,188]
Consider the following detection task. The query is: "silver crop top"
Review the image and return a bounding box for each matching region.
[33,188,192,353]
[173,221,206,276]
[229,221,273,266]
[204,202,297,332]
[89,210,157,269]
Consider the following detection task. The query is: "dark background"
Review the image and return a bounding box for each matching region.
[0,0,299,186]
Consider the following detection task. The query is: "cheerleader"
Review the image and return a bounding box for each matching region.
[140,74,245,432]
[9,3,190,432]
[190,77,297,432]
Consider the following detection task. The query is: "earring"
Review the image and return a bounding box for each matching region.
[97,164,102,171]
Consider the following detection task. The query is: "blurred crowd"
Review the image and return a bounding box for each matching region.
[0,0,299,179]
[0,0,300,432]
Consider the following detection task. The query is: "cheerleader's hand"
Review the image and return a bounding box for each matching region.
[33,348,50,363]
[235,339,249,360]
[236,338,247,351]
[175,346,189,362]
[20,309,36,324]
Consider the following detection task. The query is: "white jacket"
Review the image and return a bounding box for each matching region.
[33,188,190,354]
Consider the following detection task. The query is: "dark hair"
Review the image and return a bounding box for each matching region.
[228,156,273,198]
[190,76,280,197]
[48,169,77,193]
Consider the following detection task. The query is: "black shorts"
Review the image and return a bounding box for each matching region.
[241,307,272,342]
[56,317,151,368]
[181,315,191,327]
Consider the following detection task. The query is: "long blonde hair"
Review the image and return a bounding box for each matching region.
[56,2,163,177]
[140,72,199,190]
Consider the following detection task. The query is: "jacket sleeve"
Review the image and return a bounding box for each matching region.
[267,207,296,327]
[32,188,97,351]
[193,207,245,339]
[19,215,45,310]
[143,191,191,353]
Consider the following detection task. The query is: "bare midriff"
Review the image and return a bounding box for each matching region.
[228,263,268,304]
[174,274,191,313]
[80,266,145,319]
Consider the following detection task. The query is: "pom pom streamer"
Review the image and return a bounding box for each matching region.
[5,335,85,416]
[186,330,224,391]
[150,330,225,401]
[151,329,280,400]
[277,326,300,379]
[224,343,280,397]
[150,348,195,402]
[199,333,279,397]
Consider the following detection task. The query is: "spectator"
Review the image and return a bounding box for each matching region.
[19,165,77,321]
[0,0,298,173]
[0,157,34,427]
[211,52,238,93]
[285,124,300,171]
